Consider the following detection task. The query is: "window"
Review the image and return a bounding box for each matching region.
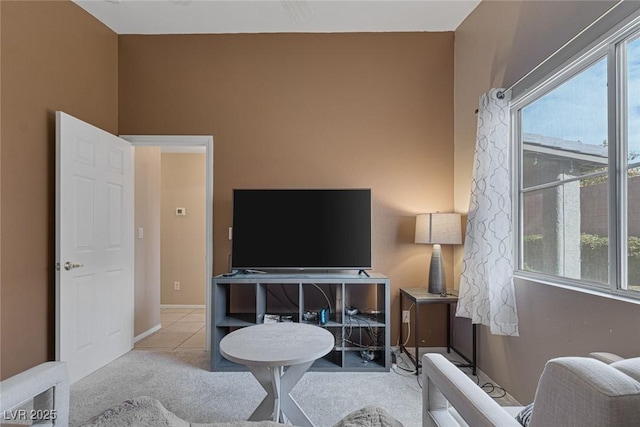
[513,16,640,299]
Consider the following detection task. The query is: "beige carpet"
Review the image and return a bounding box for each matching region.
[70,349,424,427]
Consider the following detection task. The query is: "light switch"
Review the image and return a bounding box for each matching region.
[176,207,187,216]
[138,227,144,239]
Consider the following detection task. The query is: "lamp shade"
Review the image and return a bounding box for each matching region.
[415,213,462,245]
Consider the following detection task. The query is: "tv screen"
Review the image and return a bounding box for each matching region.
[231,189,372,271]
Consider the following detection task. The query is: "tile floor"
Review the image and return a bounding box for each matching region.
[134,307,205,351]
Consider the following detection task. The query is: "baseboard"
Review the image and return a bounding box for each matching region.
[392,346,449,355]
[160,304,206,309]
[134,324,161,343]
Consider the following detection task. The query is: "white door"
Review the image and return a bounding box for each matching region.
[56,112,134,384]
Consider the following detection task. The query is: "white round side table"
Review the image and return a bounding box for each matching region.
[220,322,335,426]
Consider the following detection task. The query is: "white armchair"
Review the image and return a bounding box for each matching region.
[422,352,640,427]
[0,361,69,426]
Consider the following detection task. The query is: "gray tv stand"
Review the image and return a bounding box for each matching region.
[210,272,390,372]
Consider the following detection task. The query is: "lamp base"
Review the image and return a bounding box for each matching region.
[428,244,446,295]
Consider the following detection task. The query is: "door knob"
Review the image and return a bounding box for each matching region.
[64,262,84,271]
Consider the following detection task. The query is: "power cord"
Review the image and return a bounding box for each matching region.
[392,350,508,399]
[480,382,507,399]
[451,361,507,399]
[389,347,417,376]
[311,283,333,312]
[398,303,414,347]
[280,284,298,309]
[266,288,297,313]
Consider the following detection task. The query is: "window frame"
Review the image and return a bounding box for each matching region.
[511,12,640,302]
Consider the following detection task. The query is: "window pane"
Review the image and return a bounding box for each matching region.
[625,36,640,292]
[522,176,609,283]
[629,168,640,291]
[520,57,609,284]
[522,58,608,189]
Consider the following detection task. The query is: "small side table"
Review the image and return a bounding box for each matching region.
[219,323,334,426]
[399,288,476,375]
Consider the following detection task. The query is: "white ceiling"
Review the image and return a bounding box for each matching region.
[72,0,481,35]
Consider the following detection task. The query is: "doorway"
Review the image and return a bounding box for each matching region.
[121,135,214,352]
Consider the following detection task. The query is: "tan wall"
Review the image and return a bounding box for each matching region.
[119,33,456,346]
[0,0,118,379]
[134,147,162,336]
[160,153,206,305]
[454,0,640,402]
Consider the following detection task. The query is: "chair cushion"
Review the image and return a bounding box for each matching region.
[79,396,284,427]
[611,358,640,383]
[80,397,403,427]
[331,406,404,427]
[529,357,640,427]
[514,403,534,427]
[79,396,190,427]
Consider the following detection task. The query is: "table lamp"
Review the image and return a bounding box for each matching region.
[415,213,462,295]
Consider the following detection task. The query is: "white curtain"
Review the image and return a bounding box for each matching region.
[455,88,519,336]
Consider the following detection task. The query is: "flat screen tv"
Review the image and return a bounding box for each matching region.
[231,189,372,271]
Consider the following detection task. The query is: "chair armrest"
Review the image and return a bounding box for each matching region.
[0,362,69,426]
[422,353,522,427]
[589,352,625,364]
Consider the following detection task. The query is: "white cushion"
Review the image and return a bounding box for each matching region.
[611,357,640,383]
[530,357,640,427]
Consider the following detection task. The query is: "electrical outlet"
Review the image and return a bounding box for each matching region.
[173,281,181,291]
[402,310,410,323]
